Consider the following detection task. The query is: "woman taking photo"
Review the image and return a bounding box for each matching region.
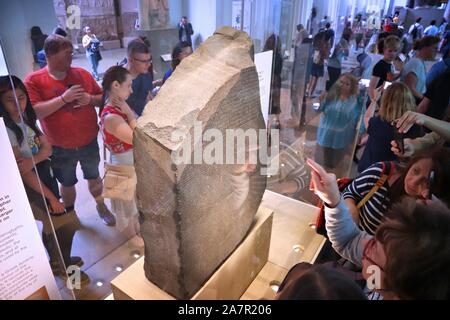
[315,74,364,175]
[343,148,450,235]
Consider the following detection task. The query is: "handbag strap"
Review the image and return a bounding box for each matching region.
[356,162,391,209]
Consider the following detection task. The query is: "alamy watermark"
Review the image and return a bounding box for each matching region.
[170,121,280,176]
[66,265,81,290]
[66,5,81,30]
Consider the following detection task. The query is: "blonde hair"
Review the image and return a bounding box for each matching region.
[326,73,359,102]
[384,35,401,50]
[379,82,416,123]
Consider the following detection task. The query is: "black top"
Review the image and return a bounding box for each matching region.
[358,116,423,173]
[424,70,450,121]
[372,59,394,88]
[178,23,194,45]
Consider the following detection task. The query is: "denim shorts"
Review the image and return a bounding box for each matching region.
[51,138,101,187]
[311,63,324,77]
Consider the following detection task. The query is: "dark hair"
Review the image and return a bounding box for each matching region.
[0,76,41,145]
[101,66,130,111]
[182,16,188,20]
[325,22,331,29]
[296,24,303,31]
[44,34,72,57]
[430,20,436,26]
[342,31,351,42]
[275,263,367,300]
[376,198,450,299]
[413,35,440,50]
[171,41,192,70]
[264,34,281,54]
[416,17,422,23]
[127,40,150,56]
[31,26,44,37]
[390,148,450,207]
[53,27,67,37]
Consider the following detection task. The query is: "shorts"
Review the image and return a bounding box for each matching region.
[51,138,101,187]
[311,63,324,77]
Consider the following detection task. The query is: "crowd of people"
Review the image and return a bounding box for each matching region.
[2,18,195,287]
[275,11,450,300]
[3,11,450,299]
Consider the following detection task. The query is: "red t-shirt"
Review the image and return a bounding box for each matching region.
[25,67,102,149]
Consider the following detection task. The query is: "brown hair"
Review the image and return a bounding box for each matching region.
[275,262,367,300]
[127,40,150,56]
[390,148,450,207]
[376,198,450,299]
[44,34,72,57]
[379,82,415,123]
[100,66,130,113]
[413,35,440,51]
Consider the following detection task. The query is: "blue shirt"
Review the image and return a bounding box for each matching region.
[126,73,153,116]
[317,93,364,149]
[401,58,427,95]
[424,25,439,36]
[162,69,173,84]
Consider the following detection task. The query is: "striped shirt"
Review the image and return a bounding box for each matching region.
[342,162,393,235]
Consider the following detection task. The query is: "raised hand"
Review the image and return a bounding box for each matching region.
[306,158,340,208]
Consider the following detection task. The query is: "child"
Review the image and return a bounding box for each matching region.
[368,35,402,102]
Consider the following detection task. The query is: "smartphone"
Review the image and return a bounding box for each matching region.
[384,81,392,90]
[359,79,370,88]
[393,127,404,154]
[68,84,81,108]
[428,170,435,200]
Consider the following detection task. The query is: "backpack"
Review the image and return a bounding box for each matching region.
[411,24,419,40]
[314,161,392,239]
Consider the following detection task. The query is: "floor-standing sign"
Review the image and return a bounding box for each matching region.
[255,50,273,126]
[0,119,60,300]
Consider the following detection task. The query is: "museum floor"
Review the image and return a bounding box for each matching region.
[47,47,361,300]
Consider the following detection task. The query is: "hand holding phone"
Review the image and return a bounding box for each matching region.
[393,126,404,155]
[67,84,84,108]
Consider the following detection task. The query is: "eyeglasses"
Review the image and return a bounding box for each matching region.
[133,57,152,65]
[362,238,385,272]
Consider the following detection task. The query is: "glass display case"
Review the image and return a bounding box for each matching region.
[0,0,383,300]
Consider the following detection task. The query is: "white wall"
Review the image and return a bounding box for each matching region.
[169,0,183,27]
[216,0,233,29]
[0,0,58,79]
[182,0,217,49]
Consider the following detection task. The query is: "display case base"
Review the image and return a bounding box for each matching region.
[111,206,274,300]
